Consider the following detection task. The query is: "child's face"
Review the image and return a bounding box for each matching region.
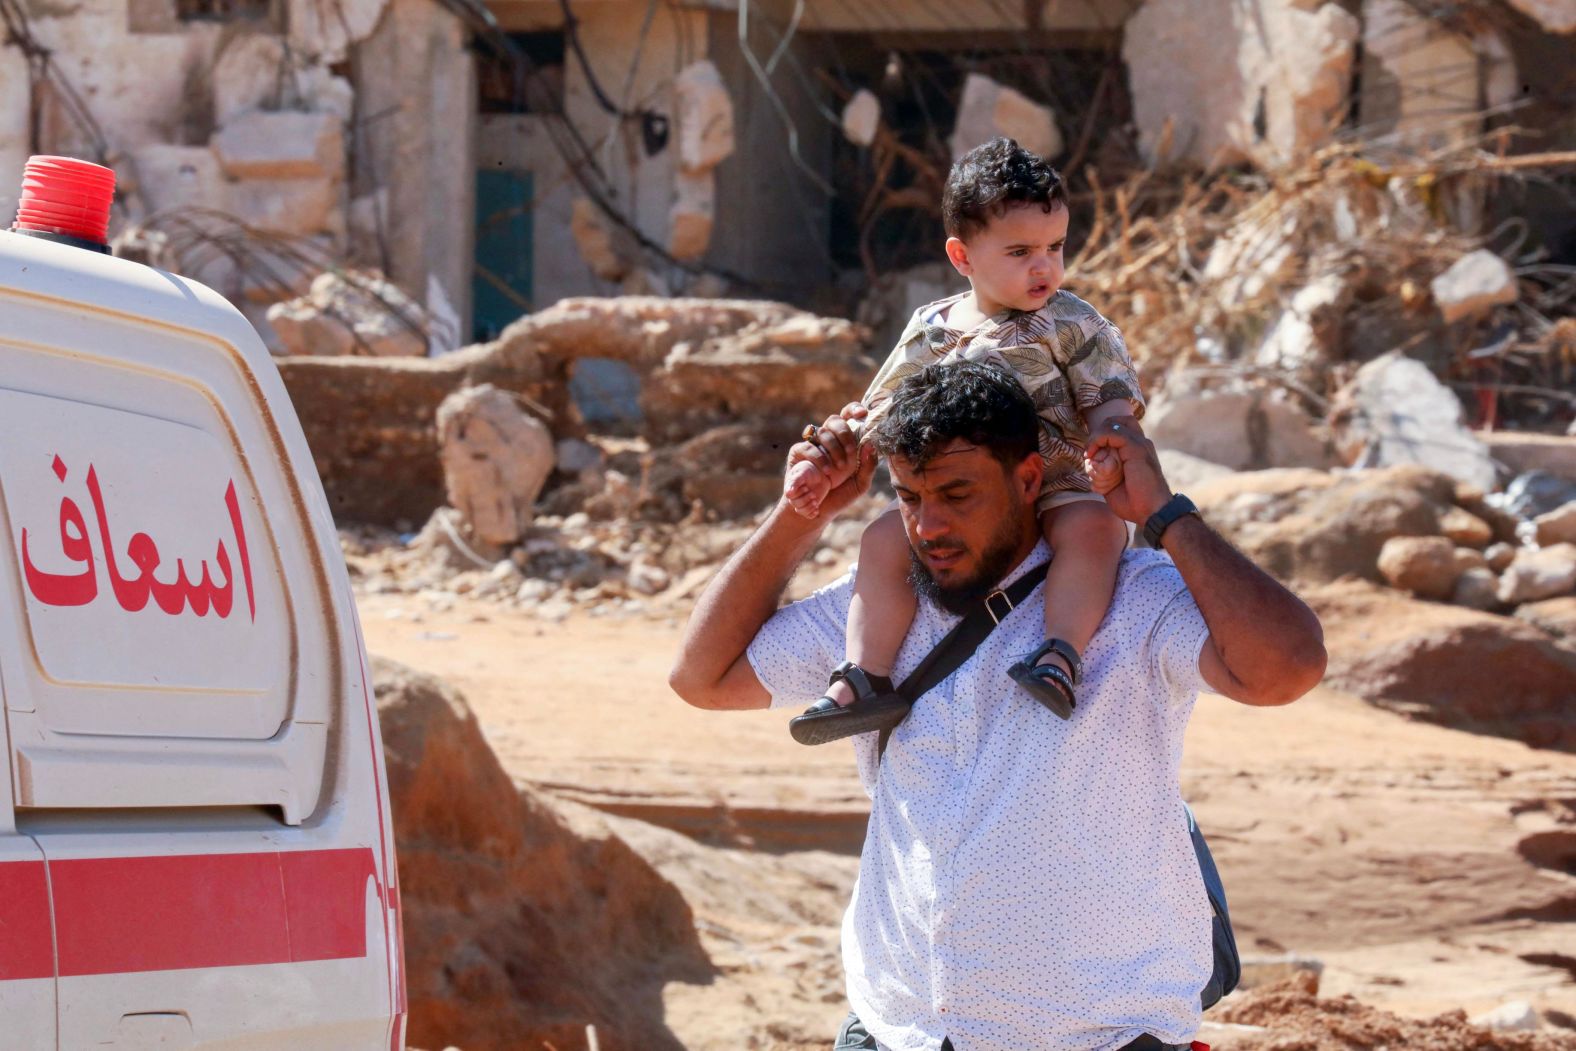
[946,201,1069,314]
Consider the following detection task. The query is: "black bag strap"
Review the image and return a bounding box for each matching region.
[876,560,1049,758]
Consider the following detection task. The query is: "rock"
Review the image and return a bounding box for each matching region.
[1485,542,1518,572]
[1452,547,1488,574]
[1144,383,1335,471]
[1458,485,1523,545]
[1238,954,1324,993]
[570,198,631,282]
[373,657,707,1051]
[1498,544,1576,605]
[436,384,555,549]
[1333,352,1497,492]
[412,506,498,570]
[626,561,670,596]
[1124,0,1358,168]
[1452,567,1500,611]
[1310,579,1576,748]
[842,89,880,147]
[1158,449,1236,492]
[211,110,345,180]
[1360,0,1483,151]
[1498,471,1576,519]
[1516,596,1576,641]
[266,270,426,357]
[1439,506,1494,548]
[1431,250,1519,324]
[668,171,714,261]
[1503,0,1576,33]
[1378,536,1460,600]
[948,73,1062,161]
[1254,274,1349,379]
[673,59,735,173]
[1534,501,1576,547]
[555,438,603,476]
[1470,1000,1540,1032]
[1191,465,1449,586]
[1481,432,1576,482]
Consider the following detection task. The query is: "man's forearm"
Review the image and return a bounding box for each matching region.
[668,499,825,706]
[1161,515,1327,704]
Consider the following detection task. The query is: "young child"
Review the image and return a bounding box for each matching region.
[784,136,1144,745]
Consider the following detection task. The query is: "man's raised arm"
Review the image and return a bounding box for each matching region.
[668,410,875,710]
[1087,418,1327,707]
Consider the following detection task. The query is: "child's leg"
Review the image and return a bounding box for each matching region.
[826,507,915,705]
[1034,499,1128,680]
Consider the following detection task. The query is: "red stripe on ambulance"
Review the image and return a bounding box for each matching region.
[0,847,378,980]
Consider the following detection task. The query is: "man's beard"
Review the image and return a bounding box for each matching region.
[906,514,1028,616]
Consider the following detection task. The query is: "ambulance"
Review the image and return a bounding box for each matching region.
[0,156,406,1049]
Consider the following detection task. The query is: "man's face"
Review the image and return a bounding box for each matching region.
[889,439,1042,614]
[948,201,1069,314]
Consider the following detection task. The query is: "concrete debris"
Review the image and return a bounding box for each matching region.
[1431,250,1519,324]
[1361,0,1484,152]
[1534,501,1576,547]
[228,176,344,239]
[1254,274,1349,379]
[267,270,426,357]
[1453,547,1488,575]
[1145,382,1335,472]
[436,384,555,550]
[842,89,880,147]
[211,110,345,181]
[1334,352,1497,493]
[668,171,715,261]
[1497,544,1576,605]
[1202,214,1299,305]
[1377,536,1460,600]
[1124,0,1358,168]
[125,144,228,216]
[289,0,389,64]
[1470,1000,1541,1032]
[1503,0,1576,34]
[673,60,735,174]
[948,73,1062,162]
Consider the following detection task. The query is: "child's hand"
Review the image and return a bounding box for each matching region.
[1086,444,1124,495]
[784,455,832,518]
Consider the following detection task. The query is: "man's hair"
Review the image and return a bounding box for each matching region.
[869,360,1040,472]
[942,137,1066,240]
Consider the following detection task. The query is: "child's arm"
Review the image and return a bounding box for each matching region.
[783,405,870,518]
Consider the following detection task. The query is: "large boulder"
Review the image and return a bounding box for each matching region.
[1309,580,1576,750]
[1191,465,1450,585]
[1143,382,1336,471]
[436,385,555,550]
[375,657,707,1051]
[1124,0,1358,169]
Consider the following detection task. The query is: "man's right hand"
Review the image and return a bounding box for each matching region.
[784,403,875,522]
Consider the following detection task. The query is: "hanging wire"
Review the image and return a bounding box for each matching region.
[739,0,834,195]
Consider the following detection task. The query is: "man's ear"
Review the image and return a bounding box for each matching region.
[945,236,971,276]
[1013,452,1042,503]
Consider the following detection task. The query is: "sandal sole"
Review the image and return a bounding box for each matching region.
[1007,664,1076,720]
[789,699,911,746]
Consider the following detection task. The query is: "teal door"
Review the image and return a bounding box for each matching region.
[473,168,533,342]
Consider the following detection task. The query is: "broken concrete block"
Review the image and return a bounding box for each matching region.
[1498,544,1576,605]
[949,73,1062,161]
[1503,0,1576,33]
[673,60,735,173]
[212,33,289,126]
[228,176,343,238]
[570,197,631,282]
[1378,536,1460,600]
[669,171,715,262]
[1124,0,1357,168]
[1535,501,1576,547]
[1361,0,1482,150]
[436,384,555,549]
[125,144,228,214]
[1431,250,1519,323]
[212,110,345,181]
[288,0,388,63]
[266,270,426,357]
[1335,353,1497,492]
[1255,273,1349,376]
[842,89,880,147]
[1144,384,1335,471]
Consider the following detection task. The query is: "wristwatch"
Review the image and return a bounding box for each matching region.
[1143,493,1200,550]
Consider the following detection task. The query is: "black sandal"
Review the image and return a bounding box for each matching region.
[789,661,911,746]
[1007,638,1081,720]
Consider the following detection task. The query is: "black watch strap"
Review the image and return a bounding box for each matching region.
[1143,493,1200,549]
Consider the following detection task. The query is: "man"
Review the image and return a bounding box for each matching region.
[668,362,1326,1051]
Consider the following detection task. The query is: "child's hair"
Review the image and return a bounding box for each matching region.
[942,137,1066,240]
[869,360,1040,472]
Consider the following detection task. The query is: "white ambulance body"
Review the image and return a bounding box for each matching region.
[0,225,406,1048]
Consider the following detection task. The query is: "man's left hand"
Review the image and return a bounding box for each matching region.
[1084,416,1170,525]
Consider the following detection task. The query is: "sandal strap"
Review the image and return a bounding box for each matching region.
[1024,638,1083,684]
[829,661,896,703]
[1023,658,1076,703]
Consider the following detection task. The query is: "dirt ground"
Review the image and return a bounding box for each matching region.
[360,585,1576,1049]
